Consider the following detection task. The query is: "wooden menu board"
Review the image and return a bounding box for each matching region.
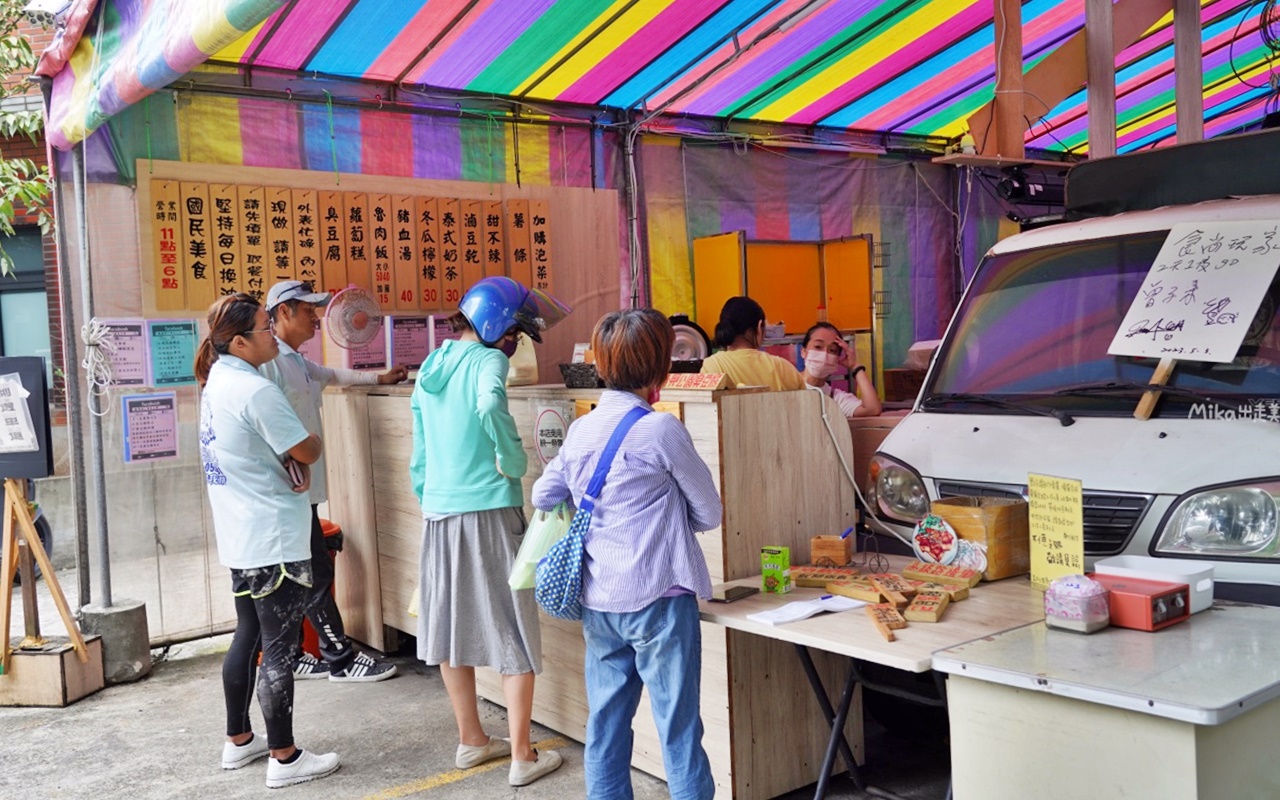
[143,172,558,313]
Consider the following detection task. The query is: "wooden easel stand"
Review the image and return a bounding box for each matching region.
[0,477,87,674]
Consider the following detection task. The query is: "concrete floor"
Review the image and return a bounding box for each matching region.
[4,576,950,800]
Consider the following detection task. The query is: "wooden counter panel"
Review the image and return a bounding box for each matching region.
[719,391,857,578]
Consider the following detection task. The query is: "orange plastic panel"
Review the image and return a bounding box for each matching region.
[823,237,873,331]
[745,242,821,335]
[692,231,745,329]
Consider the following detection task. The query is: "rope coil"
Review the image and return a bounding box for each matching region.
[80,318,116,417]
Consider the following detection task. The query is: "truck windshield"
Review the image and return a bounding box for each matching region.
[927,231,1280,417]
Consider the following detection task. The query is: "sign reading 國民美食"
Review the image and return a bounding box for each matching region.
[1108,221,1280,363]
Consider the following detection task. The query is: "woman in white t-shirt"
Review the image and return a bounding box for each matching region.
[194,293,339,789]
[800,322,882,418]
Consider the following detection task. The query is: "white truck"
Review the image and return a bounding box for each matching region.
[868,137,1280,603]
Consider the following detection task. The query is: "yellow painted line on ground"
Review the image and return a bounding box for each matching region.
[361,737,571,799]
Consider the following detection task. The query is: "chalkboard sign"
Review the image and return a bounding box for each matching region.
[0,356,53,479]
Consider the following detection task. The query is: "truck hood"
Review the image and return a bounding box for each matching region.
[877,411,1280,495]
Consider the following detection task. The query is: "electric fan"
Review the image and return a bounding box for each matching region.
[669,314,711,372]
[325,285,383,348]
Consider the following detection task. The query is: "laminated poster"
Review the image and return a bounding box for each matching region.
[0,373,37,454]
[350,327,387,372]
[388,316,431,369]
[147,319,199,386]
[99,318,149,386]
[1028,473,1085,591]
[122,392,179,463]
[1108,220,1280,362]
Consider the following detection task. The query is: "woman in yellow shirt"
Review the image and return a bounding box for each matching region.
[700,296,805,391]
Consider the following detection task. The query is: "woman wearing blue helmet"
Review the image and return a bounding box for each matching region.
[408,277,569,786]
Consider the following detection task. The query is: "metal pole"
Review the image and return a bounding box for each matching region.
[70,143,111,607]
[39,77,91,609]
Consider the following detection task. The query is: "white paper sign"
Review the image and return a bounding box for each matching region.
[0,373,37,453]
[1108,221,1280,363]
[533,401,573,464]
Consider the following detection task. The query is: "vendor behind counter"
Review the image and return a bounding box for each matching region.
[700,296,806,391]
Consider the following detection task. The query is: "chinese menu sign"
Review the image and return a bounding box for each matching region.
[148,179,555,314]
[0,373,37,454]
[148,320,199,387]
[122,392,179,463]
[1027,473,1085,591]
[1108,221,1280,362]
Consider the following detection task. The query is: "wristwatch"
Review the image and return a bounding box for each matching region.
[850,365,866,380]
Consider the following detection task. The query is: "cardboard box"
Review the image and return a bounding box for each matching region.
[761,546,792,594]
[931,496,1030,581]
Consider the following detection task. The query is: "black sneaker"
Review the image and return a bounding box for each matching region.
[328,651,397,683]
[293,652,330,680]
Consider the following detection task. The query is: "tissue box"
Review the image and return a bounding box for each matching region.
[1094,556,1214,614]
[761,546,792,594]
[1044,574,1109,634]
[931,496,1030,581]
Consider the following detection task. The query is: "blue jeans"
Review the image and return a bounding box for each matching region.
[582,594,714,800]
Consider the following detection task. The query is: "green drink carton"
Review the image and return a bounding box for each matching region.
[761,546,793,594]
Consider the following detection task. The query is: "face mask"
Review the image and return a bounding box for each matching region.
[498,335,520,358]
[805,350,842,379]
[647,387,661,405]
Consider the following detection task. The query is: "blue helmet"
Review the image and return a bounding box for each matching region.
[458,277,571,346]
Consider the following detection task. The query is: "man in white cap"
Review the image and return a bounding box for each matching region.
[260,280,408,682]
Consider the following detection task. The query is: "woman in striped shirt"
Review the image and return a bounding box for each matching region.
[532,309,722,800]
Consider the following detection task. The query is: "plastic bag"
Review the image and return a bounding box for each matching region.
[506,333,539,387]
[508,502,570,590]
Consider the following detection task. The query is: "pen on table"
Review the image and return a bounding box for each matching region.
[839,526,854,540]
[820,594,833,600]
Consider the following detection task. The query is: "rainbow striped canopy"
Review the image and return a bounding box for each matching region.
[42,0,1276,154]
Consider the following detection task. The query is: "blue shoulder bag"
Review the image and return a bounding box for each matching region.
[535,406,650,621]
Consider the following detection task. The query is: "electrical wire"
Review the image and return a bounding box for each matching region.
[80,318,116,418]
[806,385,912,547]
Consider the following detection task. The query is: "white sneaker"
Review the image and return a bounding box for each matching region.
[509,749,564,787]
[265,749,341,789]
[456,736,511,769]
[221,734,270,769]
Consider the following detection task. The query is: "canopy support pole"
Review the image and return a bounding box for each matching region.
[1086,0,1117,158]
[1174,0,1204,144]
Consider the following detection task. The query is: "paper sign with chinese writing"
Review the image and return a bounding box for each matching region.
[388,316,430,369]
[266,187,296,286]
[210,184,243,296]
[1028,473,1085,591]
[534,401,573,464]
[1108,221,1280,362]
[530,199,552,292]
[100,319,149,386]
[293,189,320,291]
[438,199,462,308]
[417,197,442,310]
[148,320,199,386]
[344,192,372,294]
[238,185,268,303]
[350,327,387,372]
[369,193,394,308]
[505,199,532,287]
[180,182,216,311]
[122,392,179,463]
[664,372,730,390]
[392,195,419,311]
[0,373,36,454]
[460,200,483,292]
[483,200,505,279]
[319,190,347,295]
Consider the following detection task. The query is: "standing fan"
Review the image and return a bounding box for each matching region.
[669,314,711,372]
[325,285,383,348]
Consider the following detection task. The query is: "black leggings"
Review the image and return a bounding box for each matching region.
[223,577,309,749]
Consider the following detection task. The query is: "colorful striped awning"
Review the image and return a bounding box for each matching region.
[41,0,1277,154]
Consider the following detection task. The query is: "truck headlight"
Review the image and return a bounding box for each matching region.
[868,454,930,523]
[1155,484,1280,556]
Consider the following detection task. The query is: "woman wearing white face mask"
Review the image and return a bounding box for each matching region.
[800,322,882,418]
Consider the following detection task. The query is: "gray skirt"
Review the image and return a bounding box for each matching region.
[417,506,542,675]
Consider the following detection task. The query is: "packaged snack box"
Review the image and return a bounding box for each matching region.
[761,546,792,594]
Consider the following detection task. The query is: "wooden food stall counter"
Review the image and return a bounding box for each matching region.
[322,382,866,799]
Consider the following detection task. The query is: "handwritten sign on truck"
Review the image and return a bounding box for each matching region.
[1107,221,1280,363]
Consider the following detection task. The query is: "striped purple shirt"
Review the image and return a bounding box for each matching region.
[531,390,722,613]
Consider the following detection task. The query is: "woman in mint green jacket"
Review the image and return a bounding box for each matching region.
[409,277,568,788]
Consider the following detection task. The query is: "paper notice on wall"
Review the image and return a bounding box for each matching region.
[350,328,387,371]
[148,319,199,386]
[0,373,37,454]
[1028,473,1085,591]
[533,401,573,464]
[122,392,179,463]
[99,319,149,386]
[388,316,431,369]
[1108,221,1280,363]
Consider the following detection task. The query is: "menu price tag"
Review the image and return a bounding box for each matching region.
[663,372,730,391]
[1028,472,1085,591]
